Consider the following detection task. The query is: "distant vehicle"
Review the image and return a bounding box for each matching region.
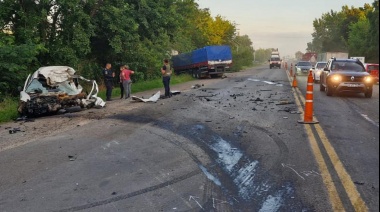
[312,61,327,83]
[268,49,281,69]
[295,61,312,75]
[320,58,374,98]
[269,57,281,69]
[18,66,106,117]
[172,45,232,78]
[364,63,379,83]
[318,52,349,62]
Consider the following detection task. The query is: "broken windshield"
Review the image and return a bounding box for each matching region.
[25,79,82,95]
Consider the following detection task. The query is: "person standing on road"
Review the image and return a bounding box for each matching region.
[119,66,125,99]
[161,59,172,98]
[103,63,115,101]
[121,65,135,99]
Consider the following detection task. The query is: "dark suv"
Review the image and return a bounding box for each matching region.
[320,58,374,98]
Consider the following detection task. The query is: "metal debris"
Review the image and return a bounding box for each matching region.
[132,91,160,103]
[191,84,202,89]
[9,127,22,134]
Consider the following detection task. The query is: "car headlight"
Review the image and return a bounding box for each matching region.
[331,75,342,83]
[364,76,373,83]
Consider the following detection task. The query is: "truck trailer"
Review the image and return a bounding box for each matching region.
[172,45,232,78]
[317,52,348,61]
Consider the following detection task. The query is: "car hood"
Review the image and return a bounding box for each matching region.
[297,66,312,69]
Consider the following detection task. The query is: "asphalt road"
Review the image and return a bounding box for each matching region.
[0,66,378,211]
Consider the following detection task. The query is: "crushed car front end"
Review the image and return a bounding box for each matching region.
[18,66,106,117]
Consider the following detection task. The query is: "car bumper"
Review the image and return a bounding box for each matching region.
[333,82,372,93]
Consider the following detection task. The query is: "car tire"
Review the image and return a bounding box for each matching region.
[365,89,373,98]
[326,84,333,96]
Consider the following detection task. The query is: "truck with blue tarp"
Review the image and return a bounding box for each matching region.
[172,45,233,78]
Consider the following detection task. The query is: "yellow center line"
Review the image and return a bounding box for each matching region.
[286,71,368,211]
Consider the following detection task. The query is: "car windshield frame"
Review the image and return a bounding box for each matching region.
[331,61,365,72]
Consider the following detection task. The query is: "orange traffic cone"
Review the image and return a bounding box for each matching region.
[298,70,319,124]
[292,73,298,87]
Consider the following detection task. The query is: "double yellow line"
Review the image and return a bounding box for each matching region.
[286,71,368,211]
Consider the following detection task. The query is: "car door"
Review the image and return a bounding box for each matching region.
[321,61,331,86]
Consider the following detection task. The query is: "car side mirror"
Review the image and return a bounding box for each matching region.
[18,86,23,92]
[324,68,329,72]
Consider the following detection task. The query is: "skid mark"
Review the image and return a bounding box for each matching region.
[199,165,222,186]
[55,170,201,212]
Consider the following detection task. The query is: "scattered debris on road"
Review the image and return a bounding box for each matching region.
[68,155,77,161]
[191,84,203,89]
[171,91,181,95]
[8,127,22,134]
[276,101,295,105]
[354,181,365,186]
[132,91,160,103]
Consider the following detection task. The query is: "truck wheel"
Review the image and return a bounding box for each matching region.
[365,88,373,98]
[192,71,196,78]
[326,85,334,96]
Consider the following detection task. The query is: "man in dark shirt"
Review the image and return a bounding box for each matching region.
[103,63,115,101]
[161,59,172,98]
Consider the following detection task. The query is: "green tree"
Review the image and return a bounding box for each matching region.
[231,35,254,71]
[254,48,272,63]
[348,17,371,58]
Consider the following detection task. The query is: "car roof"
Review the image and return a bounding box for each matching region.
[331,59,358,62]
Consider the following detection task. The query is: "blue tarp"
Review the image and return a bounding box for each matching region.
[173,45,232,69]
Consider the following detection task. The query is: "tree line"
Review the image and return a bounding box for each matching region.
[307,0,379,63]
[0,0,254,98]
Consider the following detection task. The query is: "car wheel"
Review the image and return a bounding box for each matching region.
[326,84,334,96]
[365,89,373,98]
[320,83,325,91]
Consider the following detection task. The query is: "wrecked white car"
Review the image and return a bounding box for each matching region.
[18,66,106,117]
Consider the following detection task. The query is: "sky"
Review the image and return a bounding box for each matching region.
[196,0,373,58]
